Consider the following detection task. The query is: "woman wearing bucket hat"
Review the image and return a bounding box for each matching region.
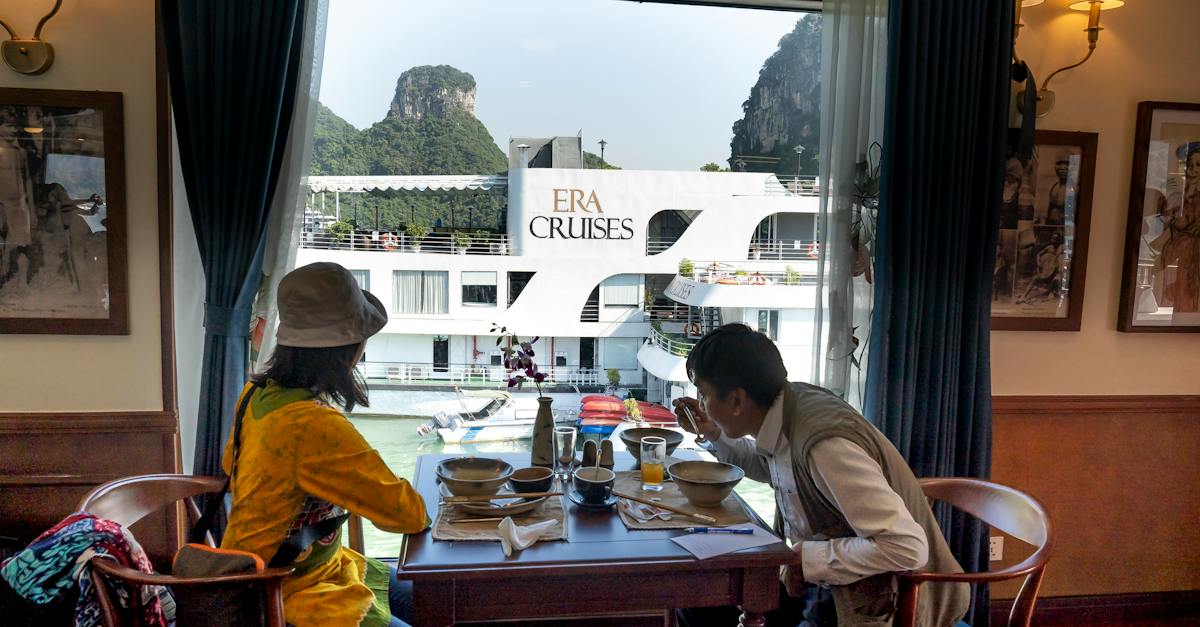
[220,262,426,627]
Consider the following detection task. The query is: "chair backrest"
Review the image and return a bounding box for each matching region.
[76,474,289,627]
[78,474,225,531]
[895,478,1053,627]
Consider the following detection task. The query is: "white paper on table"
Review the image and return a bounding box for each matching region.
[670,523,781,560]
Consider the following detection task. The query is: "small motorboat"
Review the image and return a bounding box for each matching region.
[416,391,578,444]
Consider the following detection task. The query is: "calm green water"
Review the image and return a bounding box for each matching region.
[348,414,777,557]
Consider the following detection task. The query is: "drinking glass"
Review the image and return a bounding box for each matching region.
[553,427,577,483]
[640,436,666,491]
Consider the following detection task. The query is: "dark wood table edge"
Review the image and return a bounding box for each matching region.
[397,451,794,579]
[398,451,794,626]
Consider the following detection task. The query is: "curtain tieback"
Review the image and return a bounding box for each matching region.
[204,303,253,337]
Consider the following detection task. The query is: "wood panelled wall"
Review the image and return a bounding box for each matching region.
[0,413,180,565]
[990,395,1200,599]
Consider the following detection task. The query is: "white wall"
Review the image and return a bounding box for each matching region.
[993,0,1200,395]
[0,0,162,411]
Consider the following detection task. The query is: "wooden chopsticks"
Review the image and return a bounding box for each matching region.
[441,491,563,503]
[612,490,717,523]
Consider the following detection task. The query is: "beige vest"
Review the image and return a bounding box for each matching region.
[775,382,970,627]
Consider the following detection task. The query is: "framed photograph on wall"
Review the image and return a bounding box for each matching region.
[992,130,1096,331]
[0,88,127,334]
[1118,101,1200,332]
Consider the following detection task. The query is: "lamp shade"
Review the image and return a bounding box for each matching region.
[1020,0,1045,6]
[1068,0,1125,9]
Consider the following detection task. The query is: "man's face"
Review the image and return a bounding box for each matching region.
[696,379,757,439]
[1055,161,1069,181]
[1187,153,1200,180]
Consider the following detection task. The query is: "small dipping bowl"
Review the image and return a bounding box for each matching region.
[508,466,554,494]
[435,457,514,497]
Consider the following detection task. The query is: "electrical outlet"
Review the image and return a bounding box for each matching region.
[989,536,1004,561]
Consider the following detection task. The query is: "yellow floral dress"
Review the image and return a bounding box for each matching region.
[221,381,428,627]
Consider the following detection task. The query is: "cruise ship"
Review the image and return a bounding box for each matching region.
[295,137,820,407]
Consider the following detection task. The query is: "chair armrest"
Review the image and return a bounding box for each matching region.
[90,557,293,585]
[898,552,1047,584]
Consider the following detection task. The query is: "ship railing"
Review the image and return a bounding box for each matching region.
[769,175,820,196]
[645,238,679,255]
[579,301,600,322]
[642,302,690,321]
[358,361,603,386]
[299,231,512,255]
[648,237,822,260]
[680,261,818,286]
[747,239,822,261]
[648,326,697,358]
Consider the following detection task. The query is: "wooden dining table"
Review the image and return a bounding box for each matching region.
[397,451,796,626]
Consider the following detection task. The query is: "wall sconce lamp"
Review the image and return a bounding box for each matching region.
[1014,0,1125,117]
[0,0,64,75]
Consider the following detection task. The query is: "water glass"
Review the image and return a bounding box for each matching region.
[640,436,666,491]
[554,427,577,481]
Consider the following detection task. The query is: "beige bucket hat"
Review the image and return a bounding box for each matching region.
[276,262,387,348]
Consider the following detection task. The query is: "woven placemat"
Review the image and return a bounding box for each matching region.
[431,496,568,542]
[613,470,752,530]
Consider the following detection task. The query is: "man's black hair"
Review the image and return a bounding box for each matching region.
[253,343,369,411]
[686,323,788,407]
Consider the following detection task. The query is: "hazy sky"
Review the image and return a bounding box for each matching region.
[318,0,806,171]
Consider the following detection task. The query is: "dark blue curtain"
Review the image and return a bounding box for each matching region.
[865,1,1012,625]
[161,0,307,483]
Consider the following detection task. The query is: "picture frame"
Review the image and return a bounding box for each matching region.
[1118,101,1200,333]
[991,130,1096,331]
[0,88,127,334]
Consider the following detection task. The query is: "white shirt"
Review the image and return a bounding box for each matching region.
[711,393,929,586]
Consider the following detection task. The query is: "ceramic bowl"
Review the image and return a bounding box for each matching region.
[508,466,554,494]
[618,428,685,468]
[667,460,745,508]
[435,457,514,496]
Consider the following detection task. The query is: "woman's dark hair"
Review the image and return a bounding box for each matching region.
[686,323,788,408]
[252,343,369,412]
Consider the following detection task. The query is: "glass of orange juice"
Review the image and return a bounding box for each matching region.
[640,436,666,491]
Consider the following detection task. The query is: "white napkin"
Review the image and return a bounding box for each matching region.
[497,516,558,556]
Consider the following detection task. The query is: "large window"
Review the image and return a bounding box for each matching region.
[461,271,497,306]
[757,309,780,340]
[393,271,448,314]
[602,275,641,308]
[507,272,534,307]
[604,337,640,370]
[348,269,370,291]
[299,0,819,556]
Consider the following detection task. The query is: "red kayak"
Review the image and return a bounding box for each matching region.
[580,416,677,428]
[583,400,626,413]
[579,410,627,420]
[582,400,676,420]
[581,394,623,404]
[580,416,625,427]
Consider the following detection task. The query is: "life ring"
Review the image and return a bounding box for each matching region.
[687,322,702,337]
[748,273,768,286]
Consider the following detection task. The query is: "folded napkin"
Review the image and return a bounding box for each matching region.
[497,517,558,557]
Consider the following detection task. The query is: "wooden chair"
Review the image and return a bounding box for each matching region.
[76,474,292,627]
[896,478,1053,627]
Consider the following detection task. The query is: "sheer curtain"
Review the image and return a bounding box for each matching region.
[422,272,448,314]
[814,0,887,408]
[394,271,422,313]
[395,271,448,314]
[253,0,330,371]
